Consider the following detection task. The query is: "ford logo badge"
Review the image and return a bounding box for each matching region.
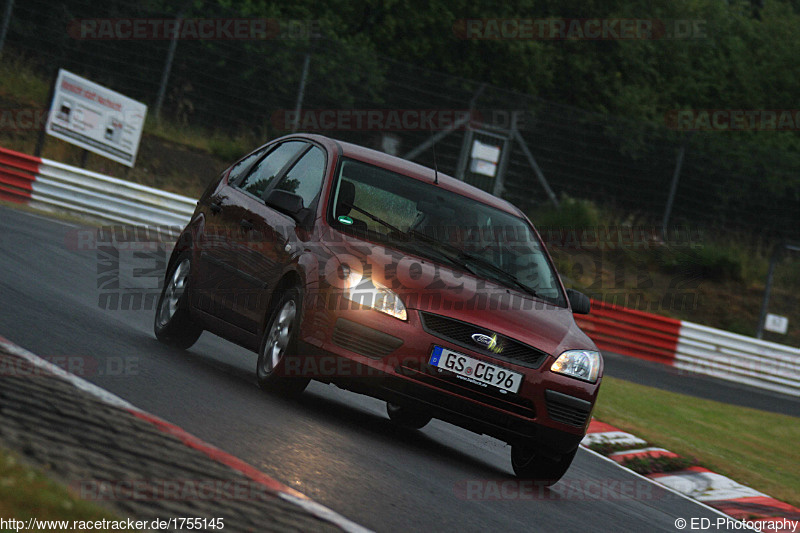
[471,333,494,347]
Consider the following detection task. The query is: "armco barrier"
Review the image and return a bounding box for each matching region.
[675,322,800,397]
[0,146,194,232]
[1,146,798,396]
[576,299,800,397]
[0,147,39,203]
[573,299,682,365]
[33,159,195,230]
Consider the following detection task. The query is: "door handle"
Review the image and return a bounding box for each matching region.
[210,201,222,214]
[240,219,254,231]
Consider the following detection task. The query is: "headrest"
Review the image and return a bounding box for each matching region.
[336,180,356,217]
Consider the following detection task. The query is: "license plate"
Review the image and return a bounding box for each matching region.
[429,346,523,394]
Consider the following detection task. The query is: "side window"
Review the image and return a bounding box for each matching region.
[227,146,268,185]
[237,141,306,199]
[275,146,326,208]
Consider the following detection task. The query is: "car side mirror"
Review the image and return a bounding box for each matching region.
[566,289,591,314]
[264,189,312,227]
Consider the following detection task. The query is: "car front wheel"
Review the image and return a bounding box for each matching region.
[256,287,309,397]
[386,402,432,429]
[510,443,577,486]
[154,253,202,349]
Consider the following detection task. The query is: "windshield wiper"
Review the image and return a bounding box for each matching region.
[343,204,468,270]
[343,203,405,235]
[455,250,543,299]
[404,229,481,275]
[342,205,542,298]
[407,229,540,297]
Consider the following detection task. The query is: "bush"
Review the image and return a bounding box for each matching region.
[528,194,602,230]
[675,244,744,282]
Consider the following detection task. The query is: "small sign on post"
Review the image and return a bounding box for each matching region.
[470,139,501,177]
[764,313,789,335]
[45,69,147,168]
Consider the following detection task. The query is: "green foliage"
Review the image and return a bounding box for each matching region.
[0,56,49,104]
[207,134,253,162]
[529,195,602,229]
[674,244,744,282]
[0,449,119,522]
[653,236,773,286]
[595,376,800,507]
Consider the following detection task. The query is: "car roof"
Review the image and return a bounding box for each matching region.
[275,133,525,218]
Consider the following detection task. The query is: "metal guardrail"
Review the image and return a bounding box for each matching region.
[32,159,195,231]
[675,322,800,397]
[576,298,800,396]
[574,299,682,365]
[0,147,38,203]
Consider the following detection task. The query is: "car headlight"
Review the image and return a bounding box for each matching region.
[550,350,601,383]
[340,265,407,321]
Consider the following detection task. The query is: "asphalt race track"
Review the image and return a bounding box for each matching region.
[0,205,772,532]
[602,351,800,418]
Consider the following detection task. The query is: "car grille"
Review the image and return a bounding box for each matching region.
[545,390,591,427]
[418,312,549,368]
[332,318,403,358]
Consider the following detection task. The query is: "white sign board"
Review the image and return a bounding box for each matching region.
[470,139,501,177]
[764,313,789,334]
[45,69,147,167]
[471,139,501,164]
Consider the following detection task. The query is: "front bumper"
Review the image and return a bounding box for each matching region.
[297,304,599,453]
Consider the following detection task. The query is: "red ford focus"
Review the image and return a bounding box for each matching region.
[155,133,602,484]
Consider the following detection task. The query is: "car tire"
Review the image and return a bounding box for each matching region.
[386,402,432,429]
[154,253,203,349]
[510,443,577,486]
[256,287,310,397]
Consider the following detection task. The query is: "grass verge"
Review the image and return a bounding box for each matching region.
[0,448,119,527]
[594,376,800,508]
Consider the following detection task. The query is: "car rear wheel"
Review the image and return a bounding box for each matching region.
[256,287,309,397]
[386,402,432,429]
[154,253,202,349]
[510,443,577,486]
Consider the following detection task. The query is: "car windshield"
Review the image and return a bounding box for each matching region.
[330,158,565,306]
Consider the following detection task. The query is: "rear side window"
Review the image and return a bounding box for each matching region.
[237,141,306,199]
[227,146,268,185]
[275,146,326,208]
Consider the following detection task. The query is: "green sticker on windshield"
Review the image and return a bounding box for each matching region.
[337,215,354,225]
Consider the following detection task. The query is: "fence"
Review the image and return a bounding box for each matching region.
[0,0,798,242]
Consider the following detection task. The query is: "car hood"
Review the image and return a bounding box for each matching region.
[317,231,597,357]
